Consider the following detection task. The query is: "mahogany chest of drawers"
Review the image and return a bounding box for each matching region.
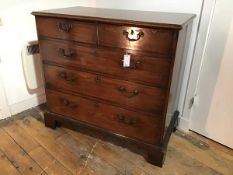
[32,6,195,167]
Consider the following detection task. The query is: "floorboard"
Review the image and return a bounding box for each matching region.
[0,128,44,175]
[0,149,22,175]
[0,106,232,175]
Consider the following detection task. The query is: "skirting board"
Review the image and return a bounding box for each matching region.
[178,116,190,131]
[4,93,46,119]
[167,112,190,132]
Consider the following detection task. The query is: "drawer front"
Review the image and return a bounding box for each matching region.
[36,17,97,44]
[40,40,171,87]
[46,89,163,144]
[44,64,166,114]
[99,24,174,55]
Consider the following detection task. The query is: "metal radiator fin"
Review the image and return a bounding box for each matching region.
[27,44,40,55]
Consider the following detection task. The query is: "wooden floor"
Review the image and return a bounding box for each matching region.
[0,106,233,175]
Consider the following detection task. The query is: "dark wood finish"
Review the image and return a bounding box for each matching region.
[43,110,179,167]
[32,6,195,29]
[163,111,179,149]
[36,17,97,44]
[33,6,195,167]
[98,24,175,55]
[46,89,163,145]
[44,111,164,166]
[40,39,171,88]
[43,64,166,114]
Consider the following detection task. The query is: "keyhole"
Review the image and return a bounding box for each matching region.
[95,75,101,81]
[95,102,100,108]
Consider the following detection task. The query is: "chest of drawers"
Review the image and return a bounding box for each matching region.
[32,6,195,167]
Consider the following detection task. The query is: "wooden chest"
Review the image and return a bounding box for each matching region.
[32,6,195,167]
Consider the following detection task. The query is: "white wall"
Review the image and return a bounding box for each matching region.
[189,0,233,148]
[0,74,11,119]
[206,16,233,148]
[0,0,203,118]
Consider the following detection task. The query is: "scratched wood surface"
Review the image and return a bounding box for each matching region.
[0,105,232,175]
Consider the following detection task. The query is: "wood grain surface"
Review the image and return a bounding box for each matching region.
[43,64,166,115]
[32,6,196,29]
[0,106,232,175]
[40,39,172,88]
[34,6,194,167]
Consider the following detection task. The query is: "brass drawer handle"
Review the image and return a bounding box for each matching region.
[118,86,139,98]
[61,98,78,109]
[58,48,74,58]
[58,21,72,32]
[116,115,138,126]
[131,60,142,69]
[59,72,78,82]
[123,29,144,42]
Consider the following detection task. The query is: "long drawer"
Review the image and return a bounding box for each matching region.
[44,64,166,114]
[46,89,163,144]
[40,39,171,87]
[98,23,175,55]
[36,17,97,44]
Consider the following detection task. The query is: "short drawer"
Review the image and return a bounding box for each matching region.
[98,24,175,55]
[40,39,171,88]
[46,89,163,144]
[36,17,97,44]
[44,64,166,114]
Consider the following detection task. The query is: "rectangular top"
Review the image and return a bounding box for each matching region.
[32,6,195,30]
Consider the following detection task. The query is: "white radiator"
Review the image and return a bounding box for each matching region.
[21,41,44,90]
